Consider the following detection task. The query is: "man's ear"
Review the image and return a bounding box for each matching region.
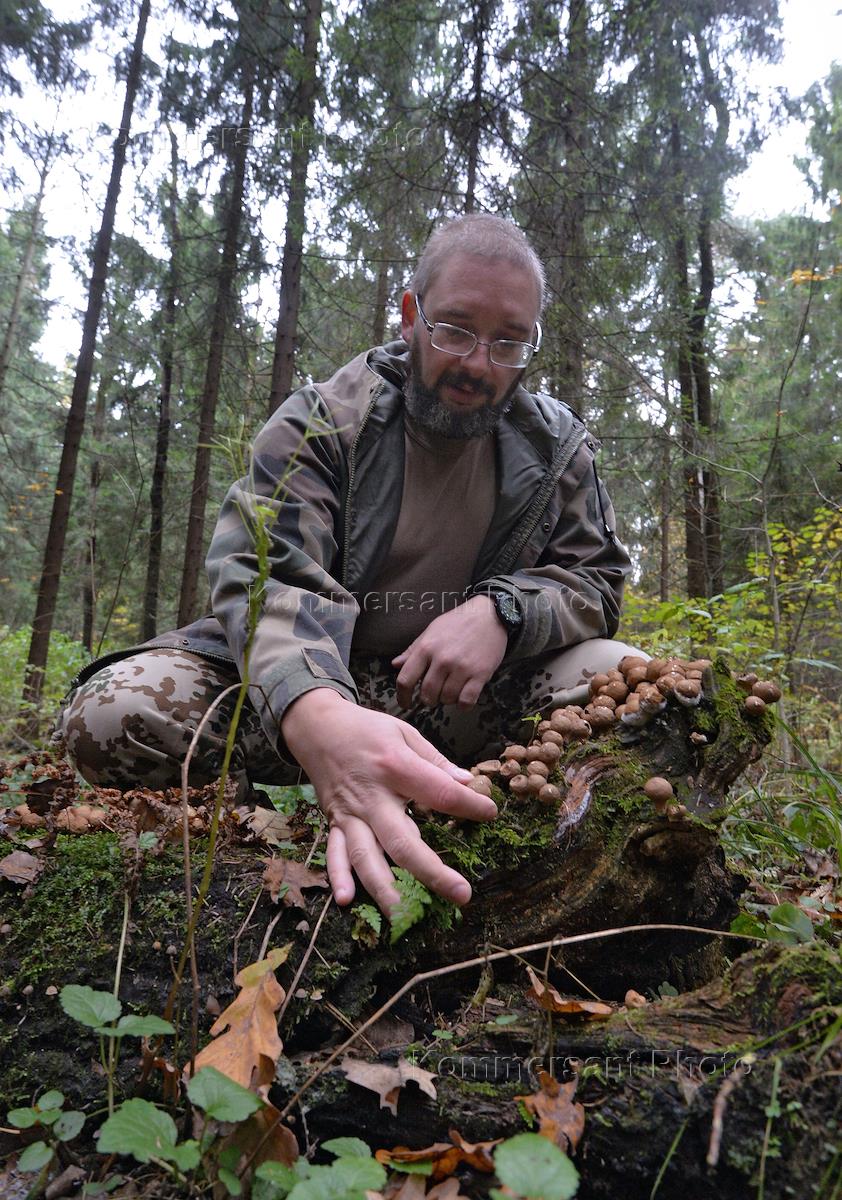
[400,291,417,343]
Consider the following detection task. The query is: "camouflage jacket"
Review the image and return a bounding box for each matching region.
[75,342,632,748]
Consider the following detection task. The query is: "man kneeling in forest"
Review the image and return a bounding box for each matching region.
[59,214,638,916]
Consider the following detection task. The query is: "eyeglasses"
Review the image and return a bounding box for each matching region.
[414,294,541,369]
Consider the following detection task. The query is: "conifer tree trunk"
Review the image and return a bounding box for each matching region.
[143,128,179,639]
[268,0,322,417]
[177,79,254,627]
[0,135,54,409]
[82,370,111,652]
[464,0,488,213]
[555,0,590,408]
[21,0,150,716]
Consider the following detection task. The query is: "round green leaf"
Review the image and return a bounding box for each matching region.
[18,1140,53,1173]
[55,1110,85,1141]
[38,1090,65,1110]
[322,1137,372,1159]
[60,984,122,1029]
[94,1015,176,1038]
[168,1139,201,1172]
[187,1066,264,1122]
[255,1160,300,1190]
[768,902,814,945]
[97,1098,179,1164]
[7,1107,39,1129]
[494,1133,579,1200]
[219,1165,243,1196]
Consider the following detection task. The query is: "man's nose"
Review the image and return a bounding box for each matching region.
[460,340,492,376]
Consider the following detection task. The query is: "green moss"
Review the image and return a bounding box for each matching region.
[0,833,125,988]
[421,790,558,880]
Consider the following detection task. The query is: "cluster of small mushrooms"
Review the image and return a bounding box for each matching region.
[467,654,782,813]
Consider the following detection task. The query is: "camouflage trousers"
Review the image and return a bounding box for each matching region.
[57,638,644,793]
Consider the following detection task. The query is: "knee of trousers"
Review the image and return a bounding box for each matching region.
[534,636,650,709]
[57,656,233,789]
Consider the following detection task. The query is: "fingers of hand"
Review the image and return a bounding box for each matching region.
[325,824,355,906]
[373,808,472,908]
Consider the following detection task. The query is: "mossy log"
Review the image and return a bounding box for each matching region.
[0,658,782,1179]
[279,942,842,1200]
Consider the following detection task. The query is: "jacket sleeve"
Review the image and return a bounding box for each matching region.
[206,386,360,750]
[474,445,632,662]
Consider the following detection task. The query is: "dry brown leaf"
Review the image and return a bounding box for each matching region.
[342,1056,437,1116]
[239,808,293,846]
[515,1070,585,1153]
[376,1142,461,1180]
[0,849,42,885]
[525,965,613,1019]
[191,946,290,1090]
[262,856,328,908]
[427,1179,474,1200]
[382,1175,427,1200]
[218,1099,298,1178]
[376,1129,498,1182]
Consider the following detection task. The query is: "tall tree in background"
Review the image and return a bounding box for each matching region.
[22,0,151,714]
[268,0,323,416]
[142,126,180,640]
[177,20,257,626]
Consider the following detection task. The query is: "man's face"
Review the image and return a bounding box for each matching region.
[401,252,541,439]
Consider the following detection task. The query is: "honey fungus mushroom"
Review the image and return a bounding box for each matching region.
[643,776,675,814]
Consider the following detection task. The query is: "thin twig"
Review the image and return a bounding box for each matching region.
[257,910,285,963]
[707,1071,741,1167]
[277,894,333,1024]
[232,885,264,981]
[239,921,763,1179]
[177,681,241,1072]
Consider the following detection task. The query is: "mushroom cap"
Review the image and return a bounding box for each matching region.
[619,655,649,676]
[674,678,702,706]
[644,776,674,803]
[538,783,561,806]
[736,672,759,694]
[509,774,531,794]
[585,706,616,730]
[540,729,564,746]
[599,680,629,703]
[475,759,502,776]
[625,666,649,688]
[588,673,610,696]
[526,760,550,779]
[526,773,548,794]
[752,680,782,704]
[744,695,766,716]
[499,758,521,779]
[645,658,667,682]
[502,744,528,761]
[467,775,493,796]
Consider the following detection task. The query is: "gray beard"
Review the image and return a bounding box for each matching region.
[403,343,520,439]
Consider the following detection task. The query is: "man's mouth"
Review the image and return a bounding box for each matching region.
[441,375,494,404]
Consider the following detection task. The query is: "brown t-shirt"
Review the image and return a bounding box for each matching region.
[351,416,496,656]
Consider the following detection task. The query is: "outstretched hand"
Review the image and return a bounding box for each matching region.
[392,594,508,710]
[280,688,497,915]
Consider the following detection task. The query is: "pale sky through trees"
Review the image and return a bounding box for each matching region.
[4,0,840,371]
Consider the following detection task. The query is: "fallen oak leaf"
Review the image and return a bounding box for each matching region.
[237,808,293,847]
[376,1143,461,1180]
[525,965,613,1019]
[376,1130,499,1181]
[342,1056,436,1116]
[189,946,290,1091]
[515,1070,585,1154]
[261,857,328,908]
[0,849,43,885]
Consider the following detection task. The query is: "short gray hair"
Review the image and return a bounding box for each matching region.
[410,214,546,314]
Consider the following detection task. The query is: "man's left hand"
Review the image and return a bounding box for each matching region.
[392,595,508,710]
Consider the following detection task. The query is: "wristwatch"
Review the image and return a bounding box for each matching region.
[486,588,523,638]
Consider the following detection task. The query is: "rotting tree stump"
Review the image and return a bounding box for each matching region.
[0,655,803,1196]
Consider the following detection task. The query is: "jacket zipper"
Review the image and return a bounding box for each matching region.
[341,381,384,588]
[487,427,589,577]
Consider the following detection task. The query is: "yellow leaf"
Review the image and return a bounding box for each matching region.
[191,950,289,1090]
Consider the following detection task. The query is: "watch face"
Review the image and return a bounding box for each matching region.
[495,592,522,629]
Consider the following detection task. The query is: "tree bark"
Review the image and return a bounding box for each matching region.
[464,0,488,213]
[21,0,150,716]
[0,134,54,410]
[554,0,590,409]
[267,0,322,417]
[142,127,179,640]
[81,369,111,652]
[177,77,254,626]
